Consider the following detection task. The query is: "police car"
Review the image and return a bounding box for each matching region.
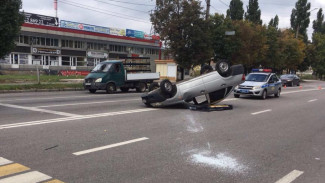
[233,69,281,99]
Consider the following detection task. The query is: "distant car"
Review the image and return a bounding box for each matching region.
[280,74,300,86]
[233,69,282,99]
[141,61,245,107]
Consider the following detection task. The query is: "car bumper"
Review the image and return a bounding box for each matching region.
[83,82,106,90]
[233,88,264,96]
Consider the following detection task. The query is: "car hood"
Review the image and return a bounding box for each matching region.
[85,72,106,79]
[240,81,266,87]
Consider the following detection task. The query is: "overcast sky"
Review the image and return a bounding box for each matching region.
[21,0,325,40]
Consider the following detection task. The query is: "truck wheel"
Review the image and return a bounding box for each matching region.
[215,60,231,77]
[89,89,96,93]
[106,83,116,94]
[120,87,129,92]
[149,82,159,91]
[136,82,146,92]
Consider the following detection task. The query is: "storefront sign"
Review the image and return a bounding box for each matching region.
[110,28,126,36]
[87,51,108,59]
[126,29,144,39]
[151,35,160,40]
[32,47,61,55]
[144,34,152,40]
[24,12,59,26]
[60,20,110,34]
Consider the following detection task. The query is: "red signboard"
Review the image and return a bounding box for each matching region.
[59,70,90,76]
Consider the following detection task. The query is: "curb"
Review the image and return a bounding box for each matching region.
[0,88,84,94]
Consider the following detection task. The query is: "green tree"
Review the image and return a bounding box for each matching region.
[0,0,24,58]
[278,30,306,72]
[290,0,311,42]
[151,0,212,69]
[245,0,262,25]
[226,0,244,21]
[311,33,325,79]
[312,8,325,34]
[265,26,281,72]
[268,15,279,29]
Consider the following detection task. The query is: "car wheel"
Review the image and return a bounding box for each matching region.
[200,65,213,74]
[291,81,294,87]
[261,90,267,100]
[234,94,240,98]
[297,81,300,86]
[160,79,173,95]
[120,87,129,92]
[215,60,231,77]
[89,89,96,93]
[274,89,280,97]
[106,83,116,94]
[136,82,147,92]
[149,82,159,91]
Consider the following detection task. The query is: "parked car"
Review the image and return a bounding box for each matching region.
[280,74,300,86]
[233,69,282,99]
[141,61,245,107]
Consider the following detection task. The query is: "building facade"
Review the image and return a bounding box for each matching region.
[0,22,161,72]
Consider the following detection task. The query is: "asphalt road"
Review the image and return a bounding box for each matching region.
[0,80,324,183]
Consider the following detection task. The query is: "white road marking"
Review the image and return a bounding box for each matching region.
[0,157,12,166]
[308,99,318,102]
[36,98,139,108]
[0,93,135,102]
[275,170,304,183]
[0,108,158,130]
[0,171,51,183]
[251,109,272,115]
[223,98,238,102]
[282,88,323,95]
[0,103,79,117]
[73,137,149,156]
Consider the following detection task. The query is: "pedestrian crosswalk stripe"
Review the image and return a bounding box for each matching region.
[44,179,65,183]
[0,158,12,166]
[0,163,30,177]
[0,171,51,183]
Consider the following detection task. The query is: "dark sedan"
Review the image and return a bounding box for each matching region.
[280,74,300,86]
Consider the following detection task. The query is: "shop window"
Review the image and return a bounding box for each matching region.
[41,37,45,46]
[77,57,86,66]
[19,54,28,64]
[62,56,70,66]
[32,55,42,65]
[53,39,58,47]
[46,38,51,46]
[24,36,29,44]
[69,40,73,48]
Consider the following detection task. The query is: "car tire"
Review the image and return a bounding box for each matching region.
[149,82,159,91]
[274,89,280,97]
[297,81,300,86]
[200,65,213,74]
[136,82,147,92]
[291,81,294,87]
[106,83,116,94]
[120,87,129,92]
[261,90,267,100]
[215,60,231,77]
[234,94,240,98]
[160,79,174,95]
[89,89,96,93]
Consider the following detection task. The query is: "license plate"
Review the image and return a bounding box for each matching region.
[240,89,249,93]
[85,83,91,86]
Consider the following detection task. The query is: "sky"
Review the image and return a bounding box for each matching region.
[21,0,325,40]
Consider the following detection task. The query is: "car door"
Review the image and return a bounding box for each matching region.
[267,75,277,95]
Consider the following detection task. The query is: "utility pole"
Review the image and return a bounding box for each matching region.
[206,0,210,20]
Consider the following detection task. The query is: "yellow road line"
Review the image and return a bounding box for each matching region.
[44,179,65,183]
[0,163,30,177]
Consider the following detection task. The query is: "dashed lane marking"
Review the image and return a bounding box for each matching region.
[282,88,324,95]
[73,137,149,156]
[0,108,158,130]
[251,109,272,115]
[0,103,80,117]
[0,157,64,183]
[308,99,318,102]
[275,170,304,183]
[0,163,30,177]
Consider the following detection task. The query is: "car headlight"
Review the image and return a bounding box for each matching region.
[95,78,102,83]
[253,86,261,90]
[287,79,292,82]
[235,85,239,89]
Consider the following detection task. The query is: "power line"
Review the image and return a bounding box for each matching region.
[88,0,151,13]
[58,0,151,24]
[93,0,154,7]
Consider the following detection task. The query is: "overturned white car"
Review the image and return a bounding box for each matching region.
[141,61,245,108]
